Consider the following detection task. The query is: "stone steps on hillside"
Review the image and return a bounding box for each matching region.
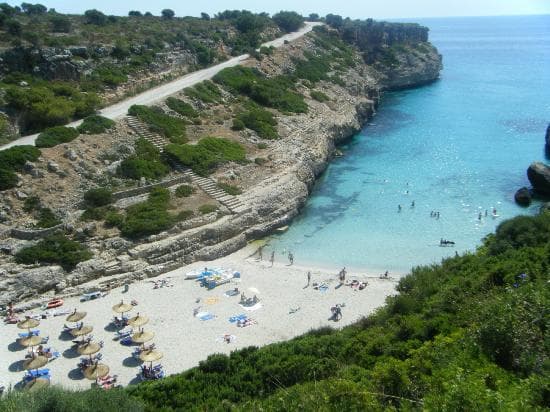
[126,116,169,151]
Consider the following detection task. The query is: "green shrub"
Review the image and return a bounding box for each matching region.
[310,90,329,102]
[236,106,278,139]
[214,66,307,113]
[257,142,268,149]
[165,98,198,118]
[15,234,92,270]
[83,188,113,208]
[254,157,267,165]
[80,206,113,221]
[259,46,274,55]
[23,196,41,212]
[36,126,79,148]
[104,211,124,228]
[0,145,41,170]
[217,182,242,195]
[0,168,18,190]
[165,137,246,176]
[231,118,245,131]
[175,184,195,198]
[77,115,115,134]
[35,208,61,228]
[198,204,218,214]
[272,11,304,33]
[117,139,169,181]
[183,81,221,104]
[176,210,194,221]
[128,105,187,144]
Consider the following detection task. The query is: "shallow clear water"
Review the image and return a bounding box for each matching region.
[267,15,550,274]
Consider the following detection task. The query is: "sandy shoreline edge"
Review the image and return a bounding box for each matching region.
[1,242,399,390]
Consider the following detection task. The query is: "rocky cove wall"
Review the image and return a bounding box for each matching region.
[0,43,442,306]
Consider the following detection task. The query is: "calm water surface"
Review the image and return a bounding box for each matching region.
[268,15,550,274]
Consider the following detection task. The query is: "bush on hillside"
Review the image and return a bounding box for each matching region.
[35,126,79,148]
[183,81,222,104]
[165,98,198,118]
[128,105,187,144]
[77,115,115,134]
[272,11,304,33]
[15,234,92,270]
[175,184,195,198]
[83,188,113,208]
[117,138,169,181]
[198,204,218,214]
[165,137,246,176]
[0,168,18,190]
[310,90,329,102]
[0,145,41,170]
[235,105,278,139]
[217,182,242,195]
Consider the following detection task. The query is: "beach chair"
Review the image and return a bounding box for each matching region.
[120,336,133,346]
[24,369,50,381]
[114,329,132,341]
[18,330,39,339]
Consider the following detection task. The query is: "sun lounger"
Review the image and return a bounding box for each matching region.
[18,330,39,338]
[114,329,132,340]
[229,314,247,323]
[120,336,133,346]
[198,312,215,321]
[24,369,50,380]
[81,291,105,301]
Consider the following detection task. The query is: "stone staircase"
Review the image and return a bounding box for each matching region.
[125,116,249,215]
[126,116,169,152]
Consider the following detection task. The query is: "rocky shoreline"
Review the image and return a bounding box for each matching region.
[0,37,442,307]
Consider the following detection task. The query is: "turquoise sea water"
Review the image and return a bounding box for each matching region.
[267,15,550,274]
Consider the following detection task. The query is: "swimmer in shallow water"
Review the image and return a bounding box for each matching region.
[398,204,402,212]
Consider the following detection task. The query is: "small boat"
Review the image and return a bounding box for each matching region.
[80,291,104,301]
[46,299,64,309]
[275,225,289,233]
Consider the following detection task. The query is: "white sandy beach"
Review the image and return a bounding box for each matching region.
[0,244,398,390]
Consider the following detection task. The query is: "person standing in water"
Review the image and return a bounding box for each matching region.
[288,252,294,265]
[270,251,275,267]
[398,204,402,212]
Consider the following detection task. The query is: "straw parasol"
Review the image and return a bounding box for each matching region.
[77,342,101,356]
[17,318,40,330]
[70,325,93,337]
[132,330,154,344]
[23,355,48,371]
[19,335,43,348]
[83,363,109,380]
[127,313,149,328]
[24,377,50,392]
[66,310,87,323]
[139,349,163,364]
[112,301,133,314]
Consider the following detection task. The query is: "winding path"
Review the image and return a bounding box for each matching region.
[0,22,321,150]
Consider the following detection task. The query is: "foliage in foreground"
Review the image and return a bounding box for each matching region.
[14,234,92,271]
[0,145,41,190]
[2,212,549,410]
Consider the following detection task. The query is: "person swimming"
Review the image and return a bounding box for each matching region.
[398,204,402,212]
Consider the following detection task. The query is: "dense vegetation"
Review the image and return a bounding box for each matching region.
[234,104,278,139]
[0,5,283,136]
[15,234,92,270]
[183,81,222,104]
[0,145,41,190]
[128,105,187,144]
[117,138,169,181]
[35,126,79,148]
[165,97,198,119]
[77,115,115,134]
[2,212,547,410]
[165,137,246,176]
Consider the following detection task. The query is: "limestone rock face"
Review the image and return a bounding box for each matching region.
[514,187,532,206]
[527,162,550,197]
[0,265,65,305]
[378,43,443,90]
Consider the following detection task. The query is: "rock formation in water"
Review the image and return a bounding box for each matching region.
[514,187,532,206]
[527,162,550,197]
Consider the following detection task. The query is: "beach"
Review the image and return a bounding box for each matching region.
[0,243,398,390]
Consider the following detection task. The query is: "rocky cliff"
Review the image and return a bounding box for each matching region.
[0,32,442,306]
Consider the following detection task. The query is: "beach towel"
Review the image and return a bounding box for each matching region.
[198,312,215,321]
[319,284,329,293]
[204,297,220,305]
[229,314,247,323]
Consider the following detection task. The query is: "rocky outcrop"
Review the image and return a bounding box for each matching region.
[378,43,442,90]
[514,187,532,206]
[545,124,550,157]
[527,162,550,197]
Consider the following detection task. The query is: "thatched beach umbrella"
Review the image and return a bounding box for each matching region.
[70,325,93,337]
[17,318,40,330]
[127,313,149,328]
[139,349,163,364]
[112,301,133,314]
[19,335,43,348]
[24,377,50,392]
[83,363,109,380]
[23,355,48,371]
[132,330,154,344]
[77,342,101,357]
[66,310,87,323]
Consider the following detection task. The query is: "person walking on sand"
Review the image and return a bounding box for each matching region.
[270,251,275,267]
[257,245,263,261]
[288,252,294,265]
[307,271,311,286]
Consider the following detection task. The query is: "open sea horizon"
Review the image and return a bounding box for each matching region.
[266,14,550,275]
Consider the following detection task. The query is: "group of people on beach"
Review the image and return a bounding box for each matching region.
[256,246,294,267]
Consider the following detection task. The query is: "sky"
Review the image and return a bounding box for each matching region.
[4,0,550,19]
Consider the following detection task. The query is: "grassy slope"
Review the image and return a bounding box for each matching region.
[1,213,548,411]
